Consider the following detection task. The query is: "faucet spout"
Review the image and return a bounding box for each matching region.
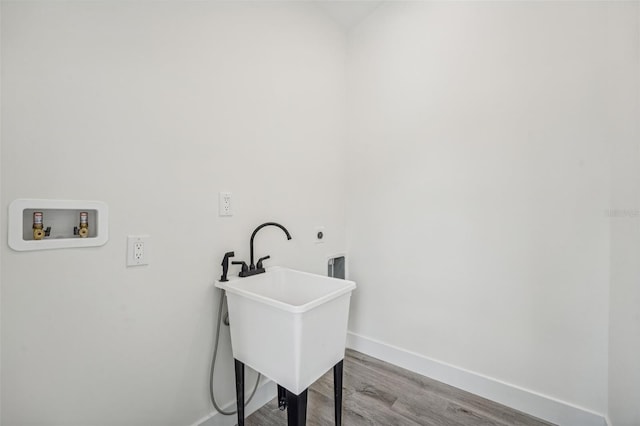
[249,222,292,269]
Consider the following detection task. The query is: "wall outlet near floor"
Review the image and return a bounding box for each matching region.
[219,191,232,216]
[127,235,149,266]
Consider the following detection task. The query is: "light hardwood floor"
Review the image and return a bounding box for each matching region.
[245,349,555,426]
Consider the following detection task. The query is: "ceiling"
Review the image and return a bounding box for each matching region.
[314,1,383,31]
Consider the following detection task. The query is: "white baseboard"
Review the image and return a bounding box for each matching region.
[191,379,277,426]
[346,331,607,426]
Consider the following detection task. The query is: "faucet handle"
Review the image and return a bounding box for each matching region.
[256,255,270,270]
[232,261,249,274]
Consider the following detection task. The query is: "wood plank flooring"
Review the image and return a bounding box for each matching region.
[245,349,555,426]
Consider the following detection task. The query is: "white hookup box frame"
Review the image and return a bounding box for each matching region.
[8,199,109,251]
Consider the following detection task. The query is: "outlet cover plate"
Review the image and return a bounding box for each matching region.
[219,192,232,216]
[127,235,149,266]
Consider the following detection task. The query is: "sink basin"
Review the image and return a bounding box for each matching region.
[215,266,356,394]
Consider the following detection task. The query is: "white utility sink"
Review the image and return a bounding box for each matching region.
[215,266,356,394]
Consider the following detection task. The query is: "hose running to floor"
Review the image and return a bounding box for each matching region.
[210,289,261,415]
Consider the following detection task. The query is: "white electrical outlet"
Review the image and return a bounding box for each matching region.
[127,235,149,266]
[219,192,232,216]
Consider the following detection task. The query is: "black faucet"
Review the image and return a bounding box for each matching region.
[250,222,291,269]
[231,222,292,278]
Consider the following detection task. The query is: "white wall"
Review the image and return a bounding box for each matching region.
[0,2,346,425]
[346,1,637,420]
[608,3,640,425]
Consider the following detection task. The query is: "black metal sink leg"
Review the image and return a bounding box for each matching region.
[278,385,287,411]
[285,388,308,426]
[334,360,343,426]
[235,359,245,426]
